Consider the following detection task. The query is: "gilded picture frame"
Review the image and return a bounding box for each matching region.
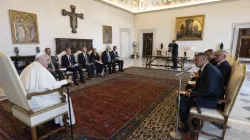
[9,10,40,44]
[175,15,205,41]
[102,25,112,44]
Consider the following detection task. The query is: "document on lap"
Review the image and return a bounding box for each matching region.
[74,63,78,67]
[180,91,186,94]
[188,81,196,85]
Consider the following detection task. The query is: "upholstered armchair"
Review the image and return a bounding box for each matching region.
[230,60,240,77]
[227,54,236,67]
[188,64,246,140]
[0,52,69,140]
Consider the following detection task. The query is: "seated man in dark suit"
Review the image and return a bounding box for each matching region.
[204,49,217,66]
[45,48,65,80]
[185,49,217,90]
[111,46,124,72]
[215,50,231,87]
[102,46,116,74]
[179,53,224,132]
[78,46,96,79]
[61,47,85,85]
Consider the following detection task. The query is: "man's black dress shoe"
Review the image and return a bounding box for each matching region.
[74,82,79,85]
[178,126,189,132]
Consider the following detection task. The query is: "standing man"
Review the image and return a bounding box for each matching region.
[45,48,65,80]
[61,47,85,85]
[170,40,178,69]
[111,46,124,72]
[78,46,96,79]
[102,46,116,74]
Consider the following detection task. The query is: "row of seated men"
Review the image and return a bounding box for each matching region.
[44,46,124,85]
[178,49,231,132]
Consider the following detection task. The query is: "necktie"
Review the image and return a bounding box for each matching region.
[68,55,72,66]
[107,52,111,62]
[84,54,89,64]
[50,57,55,69]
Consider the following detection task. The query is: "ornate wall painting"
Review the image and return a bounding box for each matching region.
[9,10,39,44]
[102,25,112,44]
[175,15,205,41]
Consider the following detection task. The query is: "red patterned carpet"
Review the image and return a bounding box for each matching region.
[0,69,184,140]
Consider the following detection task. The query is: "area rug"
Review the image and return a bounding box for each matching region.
[0,67,193,140]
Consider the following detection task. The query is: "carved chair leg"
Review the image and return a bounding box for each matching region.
[63,113,69,132]
[31,127,37,140]
[13,117,21,137]
[221,120,228,140]
[188,115,193,132]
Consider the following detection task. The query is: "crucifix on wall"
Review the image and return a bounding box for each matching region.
[62,5,84,33]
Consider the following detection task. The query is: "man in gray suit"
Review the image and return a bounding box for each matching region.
[45,48,65,80]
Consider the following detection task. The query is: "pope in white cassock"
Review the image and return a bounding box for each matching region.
[20,52,75,126]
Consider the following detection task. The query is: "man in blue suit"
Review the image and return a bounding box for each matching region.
[179,53,224,132]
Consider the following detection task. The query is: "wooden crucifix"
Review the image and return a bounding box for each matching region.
[62,5,84,33]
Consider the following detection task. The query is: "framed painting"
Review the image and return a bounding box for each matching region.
[102,25,112,44]
[9,10,40,44]
[175,15,205,41]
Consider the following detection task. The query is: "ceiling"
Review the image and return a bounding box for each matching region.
[99,0,228,14]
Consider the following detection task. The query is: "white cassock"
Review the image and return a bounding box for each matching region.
[20,61,75,126]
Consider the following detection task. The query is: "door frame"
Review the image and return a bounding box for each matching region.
[230,22,250,57]
[138,29,157,57]
[119,28,131,58]
[239,37,250,58]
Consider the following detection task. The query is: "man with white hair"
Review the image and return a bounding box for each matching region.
[20,52,75,126]
[102,46,116,74]
[215,50,231,86]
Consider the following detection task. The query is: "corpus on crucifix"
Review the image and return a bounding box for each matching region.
[62,5,84,33]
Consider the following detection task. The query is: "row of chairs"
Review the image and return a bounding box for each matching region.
[189,55,246,140]
[56,51,119,79]
[56,51,88,79]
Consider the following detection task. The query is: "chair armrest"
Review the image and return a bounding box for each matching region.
[27,87,62,100]
[218,99,230,104]
[26,83,72,103]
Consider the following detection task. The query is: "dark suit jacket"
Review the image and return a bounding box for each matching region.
[48,56,59,69]
[101,51,113,62]
[78,53,91,67]
[191,63,224,108]
[110,50,118,60]
[210,58,218,66]
[61,54,76,68]
[217,60,231,86]
[90,53,101,62]
[171,43,178,56]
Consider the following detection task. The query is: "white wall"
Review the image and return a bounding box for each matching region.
[0,0,134,56]
[134,0,250,56]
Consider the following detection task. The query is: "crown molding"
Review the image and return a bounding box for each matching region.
[94,0,239,15]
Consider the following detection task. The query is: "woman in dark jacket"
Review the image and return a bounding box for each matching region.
[90,48,105,76]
